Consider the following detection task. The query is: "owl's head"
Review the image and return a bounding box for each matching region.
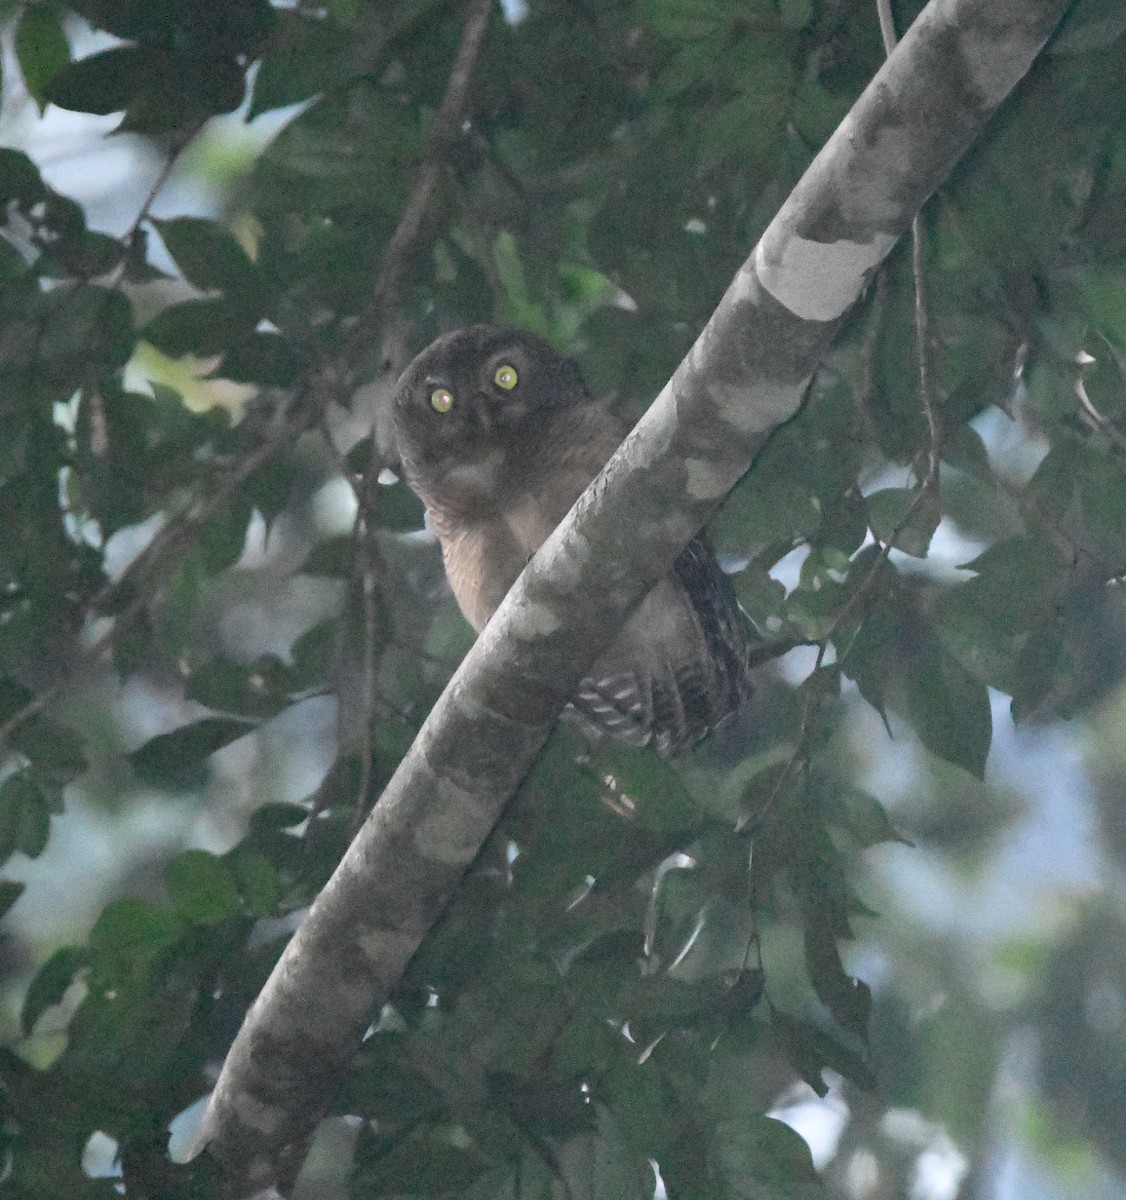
[392,326,590,485]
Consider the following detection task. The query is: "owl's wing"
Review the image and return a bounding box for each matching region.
[565,536,754,757]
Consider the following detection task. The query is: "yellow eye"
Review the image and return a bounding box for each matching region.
[494,364,518,390]
[430,387,454,413]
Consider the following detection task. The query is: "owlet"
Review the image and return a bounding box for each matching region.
[392,326,753,756]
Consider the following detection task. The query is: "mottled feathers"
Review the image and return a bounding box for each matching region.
[392,325,753,755]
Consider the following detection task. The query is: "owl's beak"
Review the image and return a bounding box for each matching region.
[472,393,497,434]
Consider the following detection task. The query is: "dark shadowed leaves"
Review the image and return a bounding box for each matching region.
[129,717,257,786]
[22,946,86,1036]
[713,1114,825,1200]
[15,5,71,112]
[165,850,242,924]
[906,644,992,778]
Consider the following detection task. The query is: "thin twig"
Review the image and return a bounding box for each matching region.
[335,0,495,823]
[313,420,387,827]
[875,0,897,54]
[911,215,941,471]
[350,475,383,833]
[355,0,494,338]
[739,0,942,827]
[811,0,942,669]
[107,122,204,286]
[1076,375,1126,452]
[855,269,887,430]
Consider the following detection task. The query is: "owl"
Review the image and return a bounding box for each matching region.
[391,326,753,756]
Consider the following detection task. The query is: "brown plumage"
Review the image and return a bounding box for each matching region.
[391,325,753,756]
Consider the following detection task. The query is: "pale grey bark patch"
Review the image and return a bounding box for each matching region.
[755,233,898,321]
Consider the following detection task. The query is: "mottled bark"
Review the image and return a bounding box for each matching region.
[196,0,1071,1192]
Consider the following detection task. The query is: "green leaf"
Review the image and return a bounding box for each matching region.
[641,0,729,41]
[1,775,50,859]
[373,478,427,533]
[199,495,252,572]
[86,896,186,989]
[143,298,256,357]
[9,718,87,782]
[302,535,351,577]
[152,217,262,309]
[777,0,814,30]
[866,487,939,557]
[0,678,33,724]
[229,847,283,917]
[698,63,792,172]
[342,1044,444,1124]
[248,802,311,833]
[187,657,294,719]
[1010,622,1072,723]
[592,745,699,831]
[0,148,48,206]
[598,1057,678,1160]
[714,423,827,552]
[488,1071,596,1139]
[15,5,71,111]
[249,7,353,117]
[1078,460,1126,564]
[221,332,301,386]
[804,924,871,1040]
[0,880,24,920]
[44,45,148,115]
[37,285,135,380]
[289,619,338,688]
[836,788,910,848]
[22,946,85,1036]
[959,535,1068,595]
[129,716,257,786]
[935,533,1070,694]
[112,608,153,677]
[1026,440,1079,511]
[357,1135,491,1195]
[713,1115,825,1200]
[906,645,992,778]
[773,1012,876,1095]
[164,850,241,924]
[583,1105,655,1200]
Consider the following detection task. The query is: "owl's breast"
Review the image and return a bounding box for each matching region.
[503,492,567,558]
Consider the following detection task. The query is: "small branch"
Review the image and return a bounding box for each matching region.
[354,0,494,339]
[810,0,944,668]
[855,270,887,430]
[875,0,897,55]
[110,122,204,283]
[350,463,384,832]
[911,215,942,477]
[1076,373,1126,453]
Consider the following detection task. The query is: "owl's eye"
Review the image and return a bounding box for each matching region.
[430,388,454,413]
[494,364,518,390]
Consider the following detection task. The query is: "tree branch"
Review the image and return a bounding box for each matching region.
[194,1,1072,1192]
[354,0,494,337]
